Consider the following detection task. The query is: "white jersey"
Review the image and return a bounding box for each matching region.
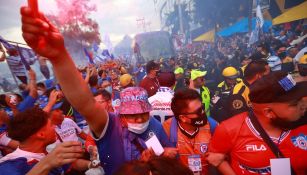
[55,118,82,142]
[148,87,174,123]
[0,132,12,159]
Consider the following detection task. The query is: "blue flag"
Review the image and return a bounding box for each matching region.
[83,48,94,64]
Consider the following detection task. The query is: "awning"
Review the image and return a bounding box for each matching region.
[273,1,307,25]
[217,18,272,37]
[193,29,215,42]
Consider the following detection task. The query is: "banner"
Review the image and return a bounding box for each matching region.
[249,0,264,45]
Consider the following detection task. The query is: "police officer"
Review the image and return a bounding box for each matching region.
[215,66,242,98]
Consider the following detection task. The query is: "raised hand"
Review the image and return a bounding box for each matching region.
[20,6,66,61]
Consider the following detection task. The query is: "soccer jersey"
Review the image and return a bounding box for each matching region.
[163,118,212,174]
[0,148,67,175]
[92,113,172,175]
[55,118,82,142]
[209,112,307,175]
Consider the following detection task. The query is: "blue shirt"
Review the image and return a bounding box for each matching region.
[94,113,172,175]
[36,95,49,109]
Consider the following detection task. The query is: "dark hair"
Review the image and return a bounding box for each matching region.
[8,107,49,142]
[94,89,111,101]
[0,94,8,107]
[98,69,105,77]
[158,72,176,87]
[244,60,268,81]
[146,60,159,73]
[274,44,286,51]
[114,157,193,175]
[36,82,46,89]
[171,88,202,118]
[89,75,98,87]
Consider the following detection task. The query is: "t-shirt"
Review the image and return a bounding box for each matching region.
[0,132,12,159]
[92,113,172,175]
[148,87,174,123]
[163,118,212,175]
[209,112,307,175]
[139,76,160,97]
[55,118,82,142]
[267,55,282,71]
[0,148,67,175]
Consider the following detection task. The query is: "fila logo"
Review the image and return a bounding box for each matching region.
[246,144,267,151]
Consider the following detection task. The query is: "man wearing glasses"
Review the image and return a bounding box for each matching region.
[163,89,218,175]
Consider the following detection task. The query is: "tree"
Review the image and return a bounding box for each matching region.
[47,0,101,64]
[165,3,191,36]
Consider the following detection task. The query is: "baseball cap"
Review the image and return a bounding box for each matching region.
[191,69,207,81]
[119,87,152,114]
[249,71,307,103]
[120,74,133,87]
[174,67,184,74]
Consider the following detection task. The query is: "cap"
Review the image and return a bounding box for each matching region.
[120,74,133,87]
[119,87,152,114]
[249,71,307,103]
[45,79,55,90]
[174,67,184,74]
[191,69,207,81]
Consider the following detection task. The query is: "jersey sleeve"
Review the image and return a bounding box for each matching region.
[0,133,11,146]
[208,122,233,154]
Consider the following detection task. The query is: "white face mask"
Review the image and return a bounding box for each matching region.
[127,120,150,134]
[37,90,44,96]
[105,86,112,94]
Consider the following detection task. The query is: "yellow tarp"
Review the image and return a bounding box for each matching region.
[273,1,307,25]
[193,29,215,42]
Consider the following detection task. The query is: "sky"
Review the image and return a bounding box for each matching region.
[0,0,161,47]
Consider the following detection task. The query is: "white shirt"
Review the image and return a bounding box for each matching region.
[0,132,12,159]
[0,148,45,163]
[55,118,82,142]
[148,87,174,123]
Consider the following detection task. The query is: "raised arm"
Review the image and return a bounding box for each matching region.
[20,7,108,136]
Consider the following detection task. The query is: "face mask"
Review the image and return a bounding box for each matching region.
[127,120,149,134]
[105,86,112,94]
[37,90,44,96]
[190,112,207,127]
[9,95,18,106]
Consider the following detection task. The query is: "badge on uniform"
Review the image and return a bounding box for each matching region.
[232,99,243,110]
[188,154,202,172]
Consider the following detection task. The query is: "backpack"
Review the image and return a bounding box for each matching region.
[211,85,249,123]
[169,117,218,147]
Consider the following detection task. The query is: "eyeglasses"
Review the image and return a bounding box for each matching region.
[180,106,205,116]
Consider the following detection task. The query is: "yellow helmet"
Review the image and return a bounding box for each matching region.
[299,54,307,64]
[222,66,238,79]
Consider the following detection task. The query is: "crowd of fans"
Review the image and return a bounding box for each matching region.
[0,5,306,175]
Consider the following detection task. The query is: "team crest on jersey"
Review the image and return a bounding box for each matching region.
[200,143,208,153]
[232,99,243,110]
[291,134,307,150]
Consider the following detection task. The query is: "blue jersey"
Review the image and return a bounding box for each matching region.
[94,113,172,175]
